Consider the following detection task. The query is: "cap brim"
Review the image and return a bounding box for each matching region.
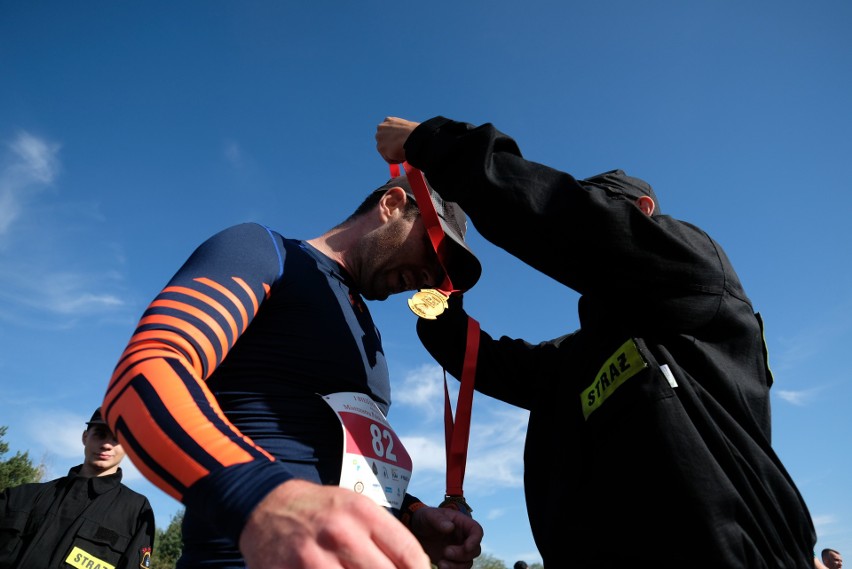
[398,181,482,293]
[86,407,107,427]
[435,216,482,292]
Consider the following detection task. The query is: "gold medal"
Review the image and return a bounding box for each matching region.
[407,289,449,319]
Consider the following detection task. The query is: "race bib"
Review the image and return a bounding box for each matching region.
[322,392,413,508]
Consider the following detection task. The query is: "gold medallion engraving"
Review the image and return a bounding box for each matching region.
[407,289,449,319]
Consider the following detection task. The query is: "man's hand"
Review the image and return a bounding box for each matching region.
[408,505,484,569]
[376,117,420,164]
[239,479,432,568]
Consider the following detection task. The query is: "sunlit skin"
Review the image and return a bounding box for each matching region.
[79,424,126,478]
[823,550,843,569]
[308,186,445,301]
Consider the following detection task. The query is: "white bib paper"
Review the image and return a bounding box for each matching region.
[322,392,413,508]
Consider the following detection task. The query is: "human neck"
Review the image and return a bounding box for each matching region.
[307,225,359,273]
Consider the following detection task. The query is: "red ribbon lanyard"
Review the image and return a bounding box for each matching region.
[391,161,455,294]
[389,163,479,502]
[444,316,479,498]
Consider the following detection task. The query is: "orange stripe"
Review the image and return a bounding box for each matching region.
[108,387,185,501]
[232,277,260,317]
[113,329,203,381]
[195,277,250,333]
[141,358,264,468]
[112,351,276,466]
[138,314,219,379]
[117,358,261,485]
[162,285,240,342]
[107,346,186,400]
[109,378,209,497]
[110,331,197,384]
[151,298,229,359]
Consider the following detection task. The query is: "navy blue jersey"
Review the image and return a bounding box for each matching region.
[104,223,395,567]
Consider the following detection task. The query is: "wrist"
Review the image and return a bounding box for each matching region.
[400,500,428,528]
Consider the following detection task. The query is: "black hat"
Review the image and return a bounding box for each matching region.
[386,175,482,292]
[86,407,107,427]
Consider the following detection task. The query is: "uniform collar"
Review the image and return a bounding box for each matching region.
[67,464,124,495]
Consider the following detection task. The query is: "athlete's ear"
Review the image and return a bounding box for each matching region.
[379,186,408,219]
[635,195,655,217]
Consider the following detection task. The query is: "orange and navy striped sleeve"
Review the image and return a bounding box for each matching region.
[102,223,292,540]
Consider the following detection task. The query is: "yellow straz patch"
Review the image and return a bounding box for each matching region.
[65,546,115,569]
[581,339,648,420]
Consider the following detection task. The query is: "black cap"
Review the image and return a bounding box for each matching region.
[387,175,482,292]
[86,407,107,427]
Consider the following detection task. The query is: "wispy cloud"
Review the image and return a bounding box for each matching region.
[0,132,60,236]
[772,295,852,375]
[0,131,128,326]
[393,363,447,418]
[397,363,528,492]
[776,388,820,406]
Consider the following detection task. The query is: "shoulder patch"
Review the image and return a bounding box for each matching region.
[581,338,648,420]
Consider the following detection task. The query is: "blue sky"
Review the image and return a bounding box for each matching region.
[1,1,850,565]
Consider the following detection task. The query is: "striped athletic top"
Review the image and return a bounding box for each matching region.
[103,222,395,565]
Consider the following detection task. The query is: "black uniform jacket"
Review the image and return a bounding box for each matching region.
[409,117,816,568]
[0,466,154,569]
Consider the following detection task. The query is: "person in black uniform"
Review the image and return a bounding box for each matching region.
[376,116,818,568]
[0,408,155,569]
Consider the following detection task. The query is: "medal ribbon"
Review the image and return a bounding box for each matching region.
[390,161,455,294]
[444,316,479,499]
[389,162,478,507]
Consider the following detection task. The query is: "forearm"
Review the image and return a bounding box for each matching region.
[404,117,590,285]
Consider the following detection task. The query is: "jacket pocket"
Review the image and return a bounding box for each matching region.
[64,518,131,568]
[0,509,27,563]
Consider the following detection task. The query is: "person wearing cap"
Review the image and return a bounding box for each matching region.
[376,116,818,568]
[102,179,484,569]
[0,408,155,569]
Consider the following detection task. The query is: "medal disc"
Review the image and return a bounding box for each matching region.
[407,289,449,319]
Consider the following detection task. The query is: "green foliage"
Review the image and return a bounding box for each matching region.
[0,425,45,492]
[151,509,184,569]
[473,553,509,569]
[472,553,543,569]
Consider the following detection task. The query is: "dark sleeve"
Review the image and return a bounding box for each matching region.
[404,117,726,307]
[416,300,566,410]
[117,498,155,569]
[0,487,25,568]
